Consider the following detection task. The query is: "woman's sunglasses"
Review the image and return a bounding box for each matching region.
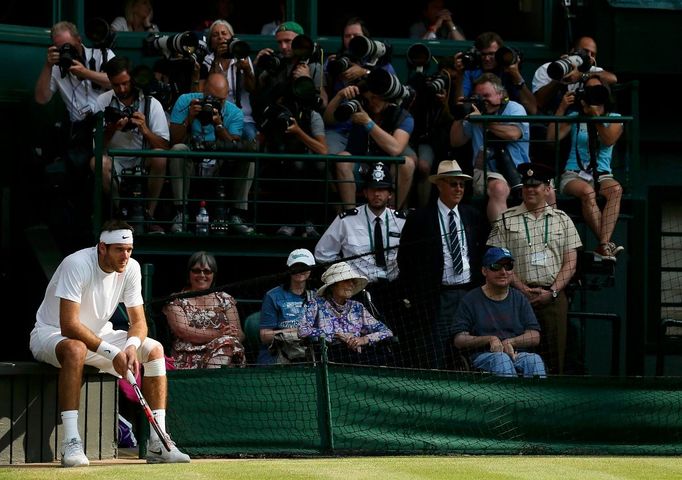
[190,268,213,275]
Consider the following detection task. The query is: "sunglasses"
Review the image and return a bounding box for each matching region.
[190,268,213,275]
[488,262,514,271]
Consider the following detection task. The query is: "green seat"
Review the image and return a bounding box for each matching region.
[243,311,262,351]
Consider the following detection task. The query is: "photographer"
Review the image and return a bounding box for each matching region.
[323,18,396,155]
[532,36,618,115]
[450,73,530,223]
[253,21,328,120]
[547,75,624,262]
[455,32,536,115]
[91,56,170,234]
[168,72,245,234]
[329,75,416,211]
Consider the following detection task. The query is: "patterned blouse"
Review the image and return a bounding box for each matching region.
[298,295,393,346]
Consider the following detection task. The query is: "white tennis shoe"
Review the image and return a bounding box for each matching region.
[61,438,89,467]
[145,436,190,464]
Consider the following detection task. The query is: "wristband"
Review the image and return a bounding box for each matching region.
[364,120,375,133]
[96,341,121,361]
[124,336,141,350]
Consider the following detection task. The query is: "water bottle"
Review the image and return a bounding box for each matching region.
[196,200,210,236]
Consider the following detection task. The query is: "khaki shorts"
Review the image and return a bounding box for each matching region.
[473,169,507,197]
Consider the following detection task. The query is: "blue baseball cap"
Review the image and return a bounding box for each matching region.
[482,247,514,267]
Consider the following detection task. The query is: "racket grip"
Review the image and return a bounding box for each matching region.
[126,370,137,386]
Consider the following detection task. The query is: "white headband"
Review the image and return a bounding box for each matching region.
[99,229,134,245]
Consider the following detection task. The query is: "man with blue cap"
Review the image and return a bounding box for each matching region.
[452,246,546,377]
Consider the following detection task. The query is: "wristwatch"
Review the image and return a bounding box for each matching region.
[551,289,559,300]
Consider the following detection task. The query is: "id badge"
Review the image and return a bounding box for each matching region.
[376,269,387,279]
[578,170,593,182]
[530,251,547,266]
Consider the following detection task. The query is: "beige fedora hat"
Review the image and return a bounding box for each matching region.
[317,262,368,297]
[428,160,473,184]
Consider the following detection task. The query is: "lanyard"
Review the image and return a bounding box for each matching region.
[437,209,465,249]
[522,213,549,248]
[365,207,389,251]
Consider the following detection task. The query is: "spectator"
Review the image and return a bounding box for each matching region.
[260,0,286,35]
[548,75,624,262]
[398,160,488,369]
[201,19,259,234]
[298,262,394,365]
[258,248,316,364]
[456,31,537,115]
[450,72,530,223]
[488,163,582,374]
[168,71,244,234]
[453,246,547,377]
[90,56,169,234]
[29,220,190,466]
[315,163,406,318]
[162,251,246,368]
[328,71,416,210]
[409,0,466,41]
[532,35,618,115]
[111,0,159,33]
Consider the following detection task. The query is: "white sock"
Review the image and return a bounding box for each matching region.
[149,409,166,442]
[61,410,80,442]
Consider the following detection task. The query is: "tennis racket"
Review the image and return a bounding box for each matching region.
[126,370,172,452]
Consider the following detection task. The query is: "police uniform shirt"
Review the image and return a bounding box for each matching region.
[49,46,115,122]
[437,199,472,286]
[314,204,405,282]
[488,202,582,286]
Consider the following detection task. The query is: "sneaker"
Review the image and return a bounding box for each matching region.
[146,436,191,464]
[170,212,189,233]
[145,211,165,235]
[228,215,255,235]
[608,241,625,257]
[61,438,89,467]
[595,243,616,262]
[302,221,321,239]
[277,225,296,236]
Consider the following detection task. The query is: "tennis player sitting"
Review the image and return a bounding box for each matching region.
[30,220,190,467]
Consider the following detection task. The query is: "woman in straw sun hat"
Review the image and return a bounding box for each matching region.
[298,262,394,365]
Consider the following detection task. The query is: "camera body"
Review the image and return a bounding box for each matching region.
[495,46,523,67]
[452,94,486,120]
[460,48,482,71]
[334,98,363,122]
[327,55,353,78]
[104,105,137,131]
[547,49,592,81]
[220,37,251,60]
[574,83,610,106]
[196,95,222,126]
[57,43,80,77]
[256,51,286,73]
[259,103,294,135]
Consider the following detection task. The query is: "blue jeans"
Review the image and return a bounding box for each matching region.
[472,352,547,378]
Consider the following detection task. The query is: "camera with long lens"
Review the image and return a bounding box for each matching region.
[131,64,173,109]
[258,103,294,135]
[291,34,322,64]
[334,99,363,122]
[366,68,409,103]
[290,76,322,110]
[460,48,482,70]
[256,51,286,73]
[575,84,610,106]
[547,48,592,81]
[327,55,353,77]
[85,17,116,49]
[486,141,523,190]
[495,46,523,67]
[196,95,222,126]
[452,94,486,120]
[220,37,251,60]
[348,36,391,67]
[104,105,137,131]
[424,72,449,94]
[142,31,199,59]
[406,43,432,72]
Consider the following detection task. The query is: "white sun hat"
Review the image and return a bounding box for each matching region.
[317,262,368,297]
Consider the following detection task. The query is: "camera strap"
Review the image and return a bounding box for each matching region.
[574,122,599,177]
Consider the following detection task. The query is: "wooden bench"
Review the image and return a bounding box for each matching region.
[0,361,117,464]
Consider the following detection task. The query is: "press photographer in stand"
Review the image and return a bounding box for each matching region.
[168,72,244,234]
[34,21,115,237]
[532,35,617,115]
[326,69,416,211]
[455,32,536,115]
[450,72,530,223]
[91,56,169,234]
[547,75,624,262]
